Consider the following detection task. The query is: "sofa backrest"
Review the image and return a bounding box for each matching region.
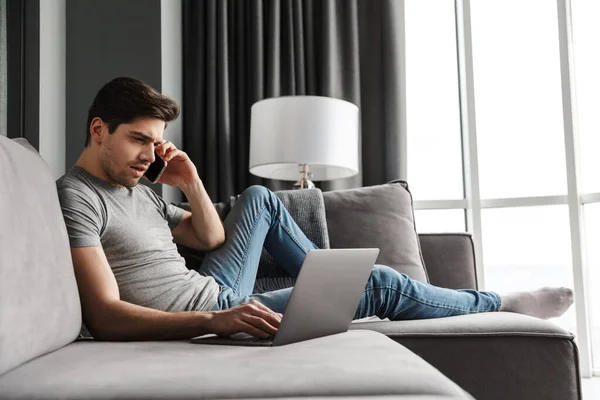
[179,180,430,283]
[0,137,81,376]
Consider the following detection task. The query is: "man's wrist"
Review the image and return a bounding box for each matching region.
[179,177,203,193]
[195,310,217,335]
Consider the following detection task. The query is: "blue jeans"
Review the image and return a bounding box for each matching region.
[199,185,501,319]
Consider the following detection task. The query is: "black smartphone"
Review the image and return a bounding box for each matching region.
[144,151,167,183]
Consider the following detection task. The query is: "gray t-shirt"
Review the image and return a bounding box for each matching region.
[56,166,219,314]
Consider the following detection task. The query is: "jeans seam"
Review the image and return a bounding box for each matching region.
[233,204,268,293]
[277,214,311,254]
[363,286,472,313]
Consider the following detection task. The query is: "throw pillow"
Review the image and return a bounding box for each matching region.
[322,180,429,282]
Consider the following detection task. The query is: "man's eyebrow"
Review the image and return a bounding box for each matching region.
[129,130,162,145]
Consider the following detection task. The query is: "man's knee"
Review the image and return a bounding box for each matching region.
[242,185,273,201]
[370,264,404,287]
[240,185,277,207]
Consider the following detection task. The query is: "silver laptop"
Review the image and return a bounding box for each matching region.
[190,248,380,347]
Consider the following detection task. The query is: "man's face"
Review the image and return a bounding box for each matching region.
[99,117,165,187]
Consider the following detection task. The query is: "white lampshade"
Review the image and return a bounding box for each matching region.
[249,96,359,181]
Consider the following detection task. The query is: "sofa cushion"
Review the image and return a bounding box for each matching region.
[0,137,81,376]
[323,180,429,282]
[350,312,580,400]
[0,330,472,399]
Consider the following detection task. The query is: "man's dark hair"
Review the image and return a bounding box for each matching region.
[85,77,180,147]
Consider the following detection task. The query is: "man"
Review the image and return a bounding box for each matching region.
[57,77,574,341]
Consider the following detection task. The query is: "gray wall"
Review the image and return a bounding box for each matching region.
[66,0,162,170]
[3,0,182,199]
[39,0,66,179]
[160,0,183,204]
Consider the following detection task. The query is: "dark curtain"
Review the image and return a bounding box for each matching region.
[0,0,6,137]
[5,0,39,146]
[183,0,405,202]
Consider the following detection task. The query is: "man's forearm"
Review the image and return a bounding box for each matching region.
[88,299,215,341]
[180,179,225,248]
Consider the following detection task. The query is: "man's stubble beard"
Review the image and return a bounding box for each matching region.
[100,145,138,188]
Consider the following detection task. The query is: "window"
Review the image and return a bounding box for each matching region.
[583,203,600,368]
[404,0,599,373]
[414,209,466,234]
[406,0,463,201]
[481,205,576,335]
[471,0,568,200]
[571,0,600,194]
[571,0,600,374]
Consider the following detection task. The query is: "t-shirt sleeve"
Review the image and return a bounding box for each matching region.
[57,186,104,248]
[165,202,185,230]
[146,188,184,230]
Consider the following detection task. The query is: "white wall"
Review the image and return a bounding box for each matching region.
[39,0,66,179]
[161,0,183,204]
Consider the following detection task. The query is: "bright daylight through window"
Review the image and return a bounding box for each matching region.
[471,0,567,200]
[405,0,463,202]
[406,0,600,372]
[571,0,600,370]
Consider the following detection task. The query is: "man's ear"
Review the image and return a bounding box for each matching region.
[89,117,106,144]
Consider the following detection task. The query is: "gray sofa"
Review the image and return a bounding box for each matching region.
[0,135,581,399]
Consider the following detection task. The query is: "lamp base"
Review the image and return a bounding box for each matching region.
[293,164,316,190]
[293,178,315,190]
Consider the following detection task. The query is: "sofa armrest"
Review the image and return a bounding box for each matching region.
[418,233,478,290]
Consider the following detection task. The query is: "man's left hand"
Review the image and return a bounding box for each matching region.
[154,142,199,188]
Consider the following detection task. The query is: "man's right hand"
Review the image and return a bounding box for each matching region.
[209,300,283,339]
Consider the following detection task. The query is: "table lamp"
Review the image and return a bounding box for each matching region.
[249,96,359,189]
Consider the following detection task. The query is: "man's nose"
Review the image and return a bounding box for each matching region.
[140,147,155,164]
